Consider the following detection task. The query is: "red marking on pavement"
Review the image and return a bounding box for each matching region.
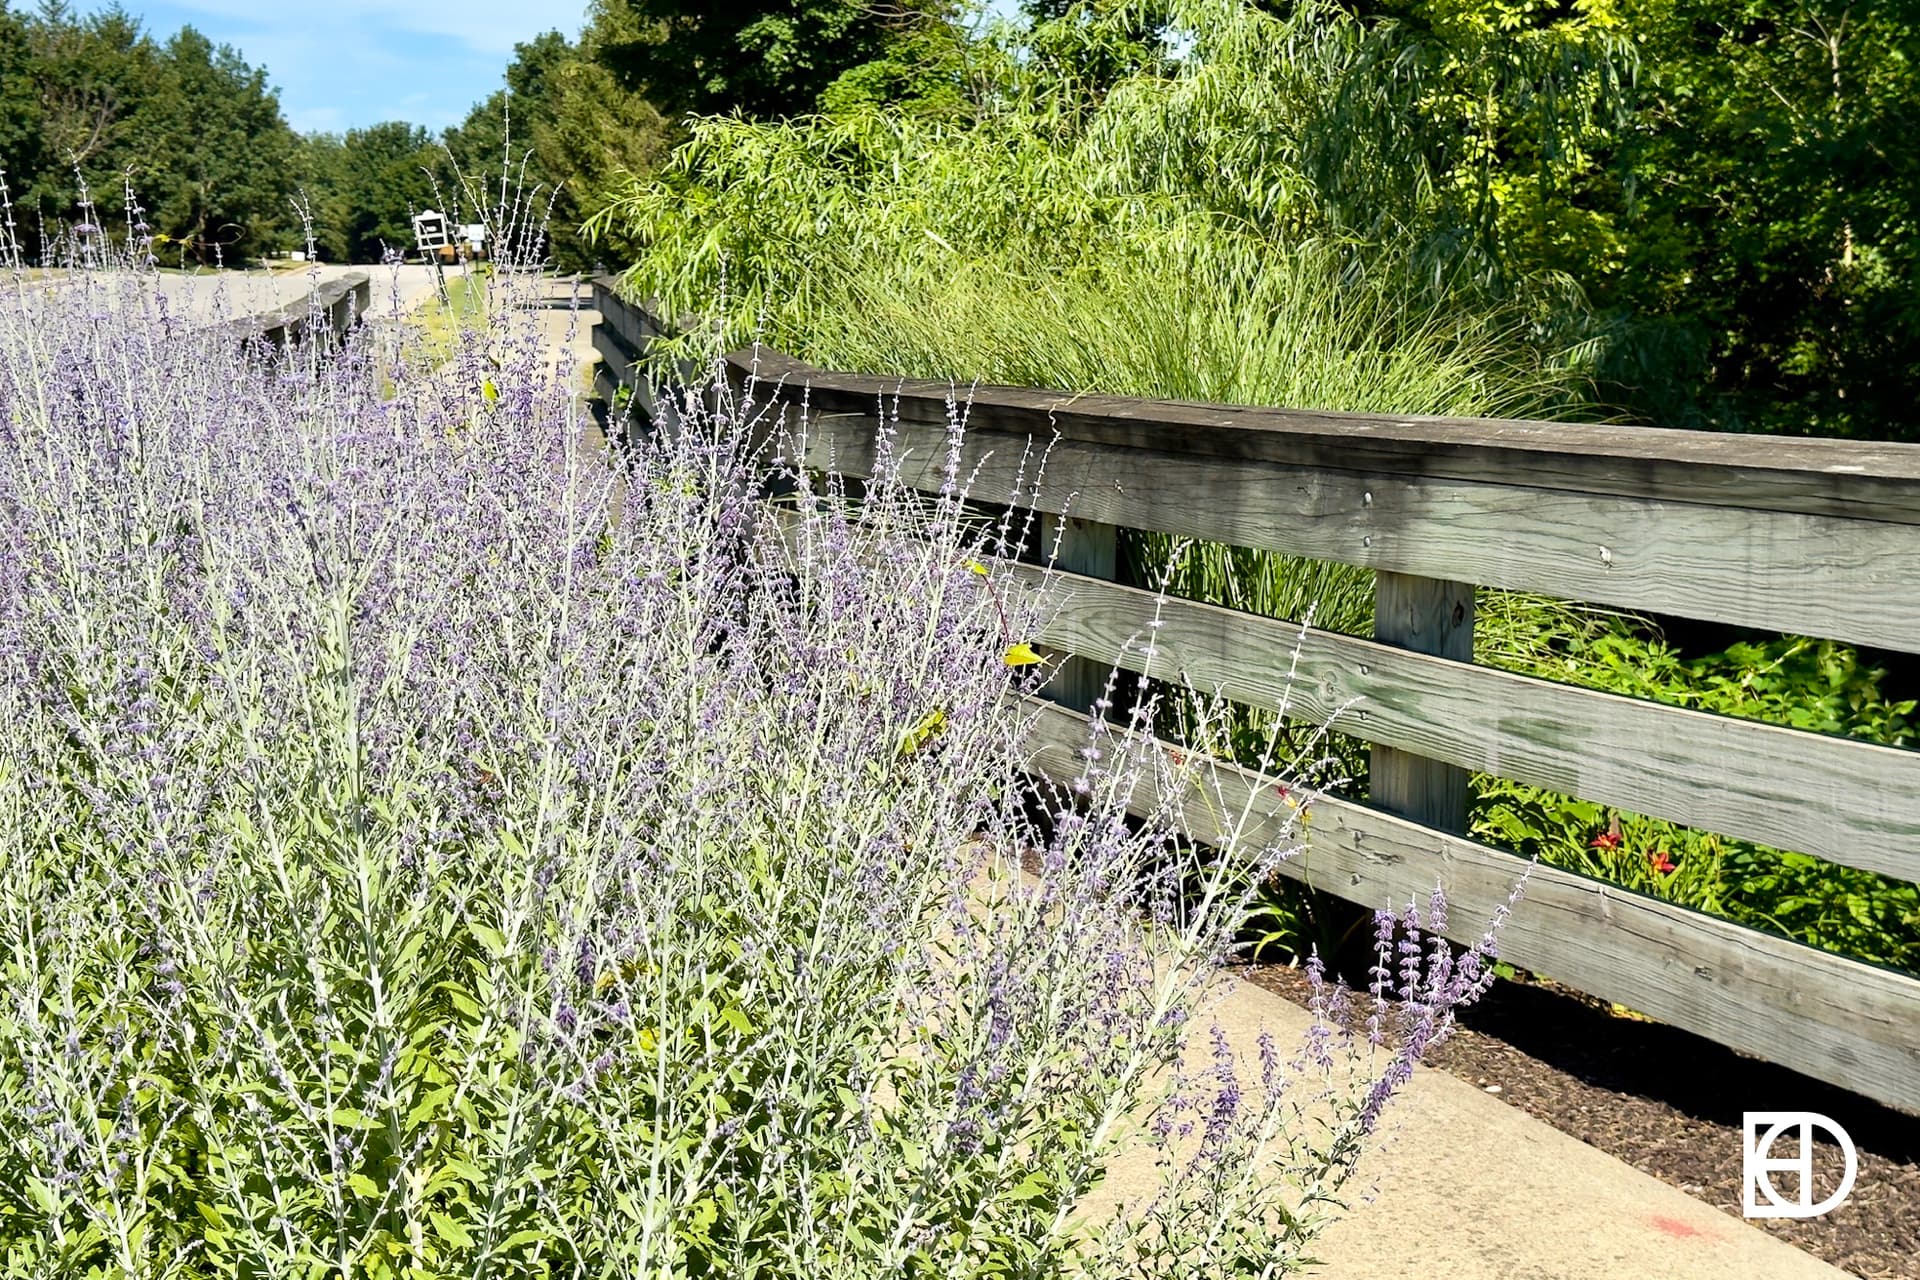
[1648,1213,1716,1241]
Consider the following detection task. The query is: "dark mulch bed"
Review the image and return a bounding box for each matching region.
[1247,963,1920,1280]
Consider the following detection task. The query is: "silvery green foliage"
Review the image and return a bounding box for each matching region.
[0,241,1503,1278]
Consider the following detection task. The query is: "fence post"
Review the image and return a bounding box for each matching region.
[1371,571,1473,832]
[1038,512,1119,715]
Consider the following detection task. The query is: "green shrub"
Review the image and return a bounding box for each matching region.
[1478,618,1920,970]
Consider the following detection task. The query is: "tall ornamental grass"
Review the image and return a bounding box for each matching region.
[0,242,1507,1277]
[588,0,1595,646]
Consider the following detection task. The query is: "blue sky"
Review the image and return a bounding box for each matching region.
[83,1,593,134]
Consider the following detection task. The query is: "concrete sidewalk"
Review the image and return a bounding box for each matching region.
[1146,969,1855,1279]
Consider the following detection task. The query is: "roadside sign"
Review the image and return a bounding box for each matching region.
[412,210,450,251]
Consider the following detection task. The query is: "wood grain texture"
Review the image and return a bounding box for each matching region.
[1037,512,1119,715]
[730,346,1920,527]
[996,561,1920,882]
[1019,697,1920,1116]
[781,414,1920,654]
[1372,572,1474,834]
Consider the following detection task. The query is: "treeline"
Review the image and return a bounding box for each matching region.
[0,1,663,269]
[0,2,294,262]
[301,10,665,268]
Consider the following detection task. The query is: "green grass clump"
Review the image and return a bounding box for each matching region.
[413,267,491,364]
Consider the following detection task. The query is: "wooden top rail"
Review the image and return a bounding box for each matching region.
[217,271,371,348]
[724,348,1920,657]
[735,349,1920,526]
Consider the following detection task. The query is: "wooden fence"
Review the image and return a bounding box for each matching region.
[219,271,370,349]
[591,278,1920,1116]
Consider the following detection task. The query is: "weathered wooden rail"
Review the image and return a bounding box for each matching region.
[591,278,1920,1116]
[212,270,370,349]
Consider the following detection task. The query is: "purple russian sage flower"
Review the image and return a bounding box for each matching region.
[1298,951,1339,1072]
[1194,1023,1242,1165]
[0,250,1532,1271]
[1397,901,1426,1005]
[1257,1029,1283,1101]
[1366,908,1396,1045]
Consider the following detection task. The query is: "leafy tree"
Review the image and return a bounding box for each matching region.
[527,12,669,268]
[1619,1,1920,437]
[322,121,441,263]
[444,30,580,256]
[1250,0,1919,438]
[0,4,301,260]
[290,130,350,261]
[141,27,297,262]
[0,4,46,206]
[1016,0,1180,111]
[446,17,668,269]
[443,29,572,187]
[15,3,164,242]
[597,0,960,119]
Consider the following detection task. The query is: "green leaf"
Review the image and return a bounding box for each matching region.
[498,1228,551,1250]
[430,1210,474,1250]
[1008,1172,1052,1202]
[468,921,508,957]
[437,982,482,1020]
[24,1178,57,1216]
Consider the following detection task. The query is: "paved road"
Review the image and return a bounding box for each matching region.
[354,263,457,320]
[43,265,603,390]
[44,263,449,325]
